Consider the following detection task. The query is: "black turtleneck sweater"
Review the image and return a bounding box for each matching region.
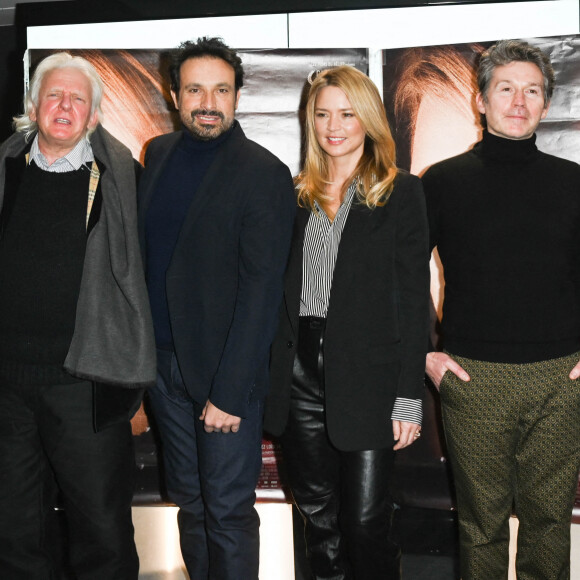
[423,130,580,363]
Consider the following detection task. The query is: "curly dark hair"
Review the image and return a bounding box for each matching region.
[169,37,244,93]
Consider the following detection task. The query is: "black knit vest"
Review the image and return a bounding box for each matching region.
[0,162,89,384]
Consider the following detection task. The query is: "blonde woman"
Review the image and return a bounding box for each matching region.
[265,66,430,579]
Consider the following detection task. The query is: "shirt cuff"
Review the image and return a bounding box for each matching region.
[391,397,422,425]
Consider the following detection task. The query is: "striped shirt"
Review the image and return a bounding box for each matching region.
[299,180,422,426]
[300,181,356,317]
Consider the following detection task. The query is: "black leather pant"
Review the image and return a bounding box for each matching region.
[280,317,401,580]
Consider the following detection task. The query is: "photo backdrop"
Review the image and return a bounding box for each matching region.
[30,36,580,511]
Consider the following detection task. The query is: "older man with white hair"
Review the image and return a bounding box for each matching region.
[0,52,155,579]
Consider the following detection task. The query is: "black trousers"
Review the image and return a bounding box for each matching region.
[0,379,138,580]
[281,317,401,580]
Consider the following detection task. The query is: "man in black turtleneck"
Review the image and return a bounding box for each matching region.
[423,40,580,580]
[138,38,295,580]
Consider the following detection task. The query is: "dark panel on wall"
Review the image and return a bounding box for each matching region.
[0,25,20,142]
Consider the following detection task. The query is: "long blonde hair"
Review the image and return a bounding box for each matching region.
[296,66,398,211]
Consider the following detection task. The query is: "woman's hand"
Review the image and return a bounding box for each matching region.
[392,420,421,450]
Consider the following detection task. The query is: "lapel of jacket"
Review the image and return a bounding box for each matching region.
[284,206,309,335]
[0,132,29,214]
[1,155,27,239]
[138,131,181,255]
[0,136,32,239]
[327,201,370,317]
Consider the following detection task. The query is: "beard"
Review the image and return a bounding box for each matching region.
[182,108,234,141]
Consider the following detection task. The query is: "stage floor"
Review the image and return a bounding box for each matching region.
[133,504,580,579]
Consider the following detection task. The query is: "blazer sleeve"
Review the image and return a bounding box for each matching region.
[208,161,296,417]
[394,175,430,400]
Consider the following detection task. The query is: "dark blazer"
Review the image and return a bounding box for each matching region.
[138,123,295,418]
[264,172,430,451]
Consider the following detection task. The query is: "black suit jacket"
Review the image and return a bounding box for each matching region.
[138,123,295,418]
[265,172,430,451]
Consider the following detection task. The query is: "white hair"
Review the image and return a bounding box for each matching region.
[13,52,104,139]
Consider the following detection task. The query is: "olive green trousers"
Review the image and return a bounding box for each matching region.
[440,352,580,580]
